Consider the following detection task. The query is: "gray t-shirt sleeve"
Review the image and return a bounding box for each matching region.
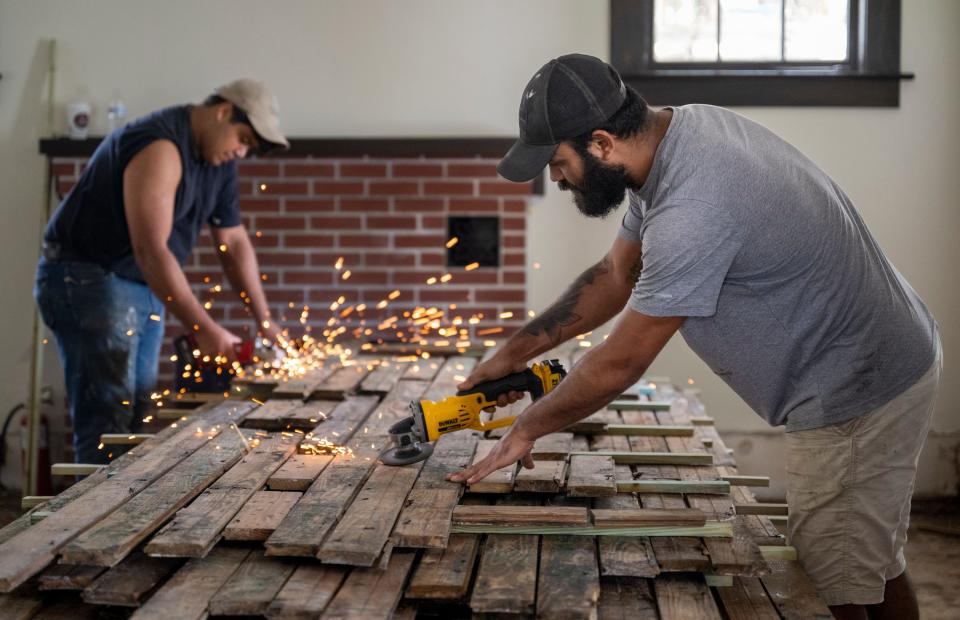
[617,191,644,244]
[628,200,744,318]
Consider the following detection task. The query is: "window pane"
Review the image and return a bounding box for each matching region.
[785,0,848,61]
[654,0,719,62]
[719,0,782,61]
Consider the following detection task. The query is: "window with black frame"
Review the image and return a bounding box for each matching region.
[610,0,912,107]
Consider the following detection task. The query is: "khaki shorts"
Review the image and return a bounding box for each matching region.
[785,343,942,607]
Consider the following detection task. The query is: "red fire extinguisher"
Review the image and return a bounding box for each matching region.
[20,413,52,495]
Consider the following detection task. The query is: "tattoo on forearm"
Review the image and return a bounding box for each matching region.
[627,254,643,285]
[523,258,611,345]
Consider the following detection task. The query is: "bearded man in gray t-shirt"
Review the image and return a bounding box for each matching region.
[448,54,940,619]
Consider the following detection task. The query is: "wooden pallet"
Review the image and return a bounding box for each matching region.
[0,345,829,620]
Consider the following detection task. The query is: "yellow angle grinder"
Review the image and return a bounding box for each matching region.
[380,359,567,466]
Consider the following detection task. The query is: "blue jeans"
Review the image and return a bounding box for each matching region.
[34,259,165,464]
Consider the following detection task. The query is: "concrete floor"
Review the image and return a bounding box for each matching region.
[0,489,957,617]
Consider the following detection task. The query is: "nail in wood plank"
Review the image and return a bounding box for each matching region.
[224,490,301,541]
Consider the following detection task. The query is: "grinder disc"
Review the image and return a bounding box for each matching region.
[380,441,433,466]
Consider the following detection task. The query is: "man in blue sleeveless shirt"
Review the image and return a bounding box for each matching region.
[35,79,288,466]
[449,56,940,619]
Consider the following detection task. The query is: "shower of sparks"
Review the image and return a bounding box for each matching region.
[160,233,527,392]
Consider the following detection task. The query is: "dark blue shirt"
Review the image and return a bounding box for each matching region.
[44,105,240,283]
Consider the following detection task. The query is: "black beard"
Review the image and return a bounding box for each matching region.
[558,150,636,218]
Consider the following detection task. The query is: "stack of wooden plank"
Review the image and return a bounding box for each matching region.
[0,345,832,619]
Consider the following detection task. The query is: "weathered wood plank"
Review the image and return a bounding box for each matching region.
[735,503,789,516]
[0,400,255,591]
[608,400,672,411]
[358,360,407,394]
[602,424,695,436]
[224,490,302,541]
[514,458,567,493]
[598,577,658,619]
[569,450,713,465]
[311,363,372,399]
[466,439,517,493]
[470,533,538,615]
[318,461,424,566]
[266,564,347,619]
[208,550,297,616]
[266,381,428,557]
[81,551,181,606]
[270,364,340,399]
[146,432,299,557]
[60,431,248,567]
[0,586,43,619]
[531,432,574,459]
[594,492,660,578]
[300,395,381,452]
[401,358,442,381]
[592,508,707,527]
[285,399,343,428]
[244,400,302,430]
[267,454,334,491]
[536,535,601,619]
[760,560,833,620]
[715,576,781,619]
[567,454,617,497]
[615,479,731,494]
[406,533,480,599]
[453,504,590,527]
[654,573,723,619]
[391,430,479,548]
[130,546,250,620]
[319,550,416,620]
[38,563,104,591]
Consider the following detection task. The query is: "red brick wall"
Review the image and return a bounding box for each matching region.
[49,156,534,384]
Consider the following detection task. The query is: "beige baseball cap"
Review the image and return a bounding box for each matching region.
[215,78,289,151]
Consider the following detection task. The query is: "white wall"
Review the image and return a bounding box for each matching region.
[1,0,956,494]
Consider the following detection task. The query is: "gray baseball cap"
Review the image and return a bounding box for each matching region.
[499,54,627,183]
[215,78,289,151]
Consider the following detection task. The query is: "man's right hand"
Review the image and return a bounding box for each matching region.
[195,323,242,364]
[458,353,529,409]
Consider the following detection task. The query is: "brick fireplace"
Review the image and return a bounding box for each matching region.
[42,138,542,384]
